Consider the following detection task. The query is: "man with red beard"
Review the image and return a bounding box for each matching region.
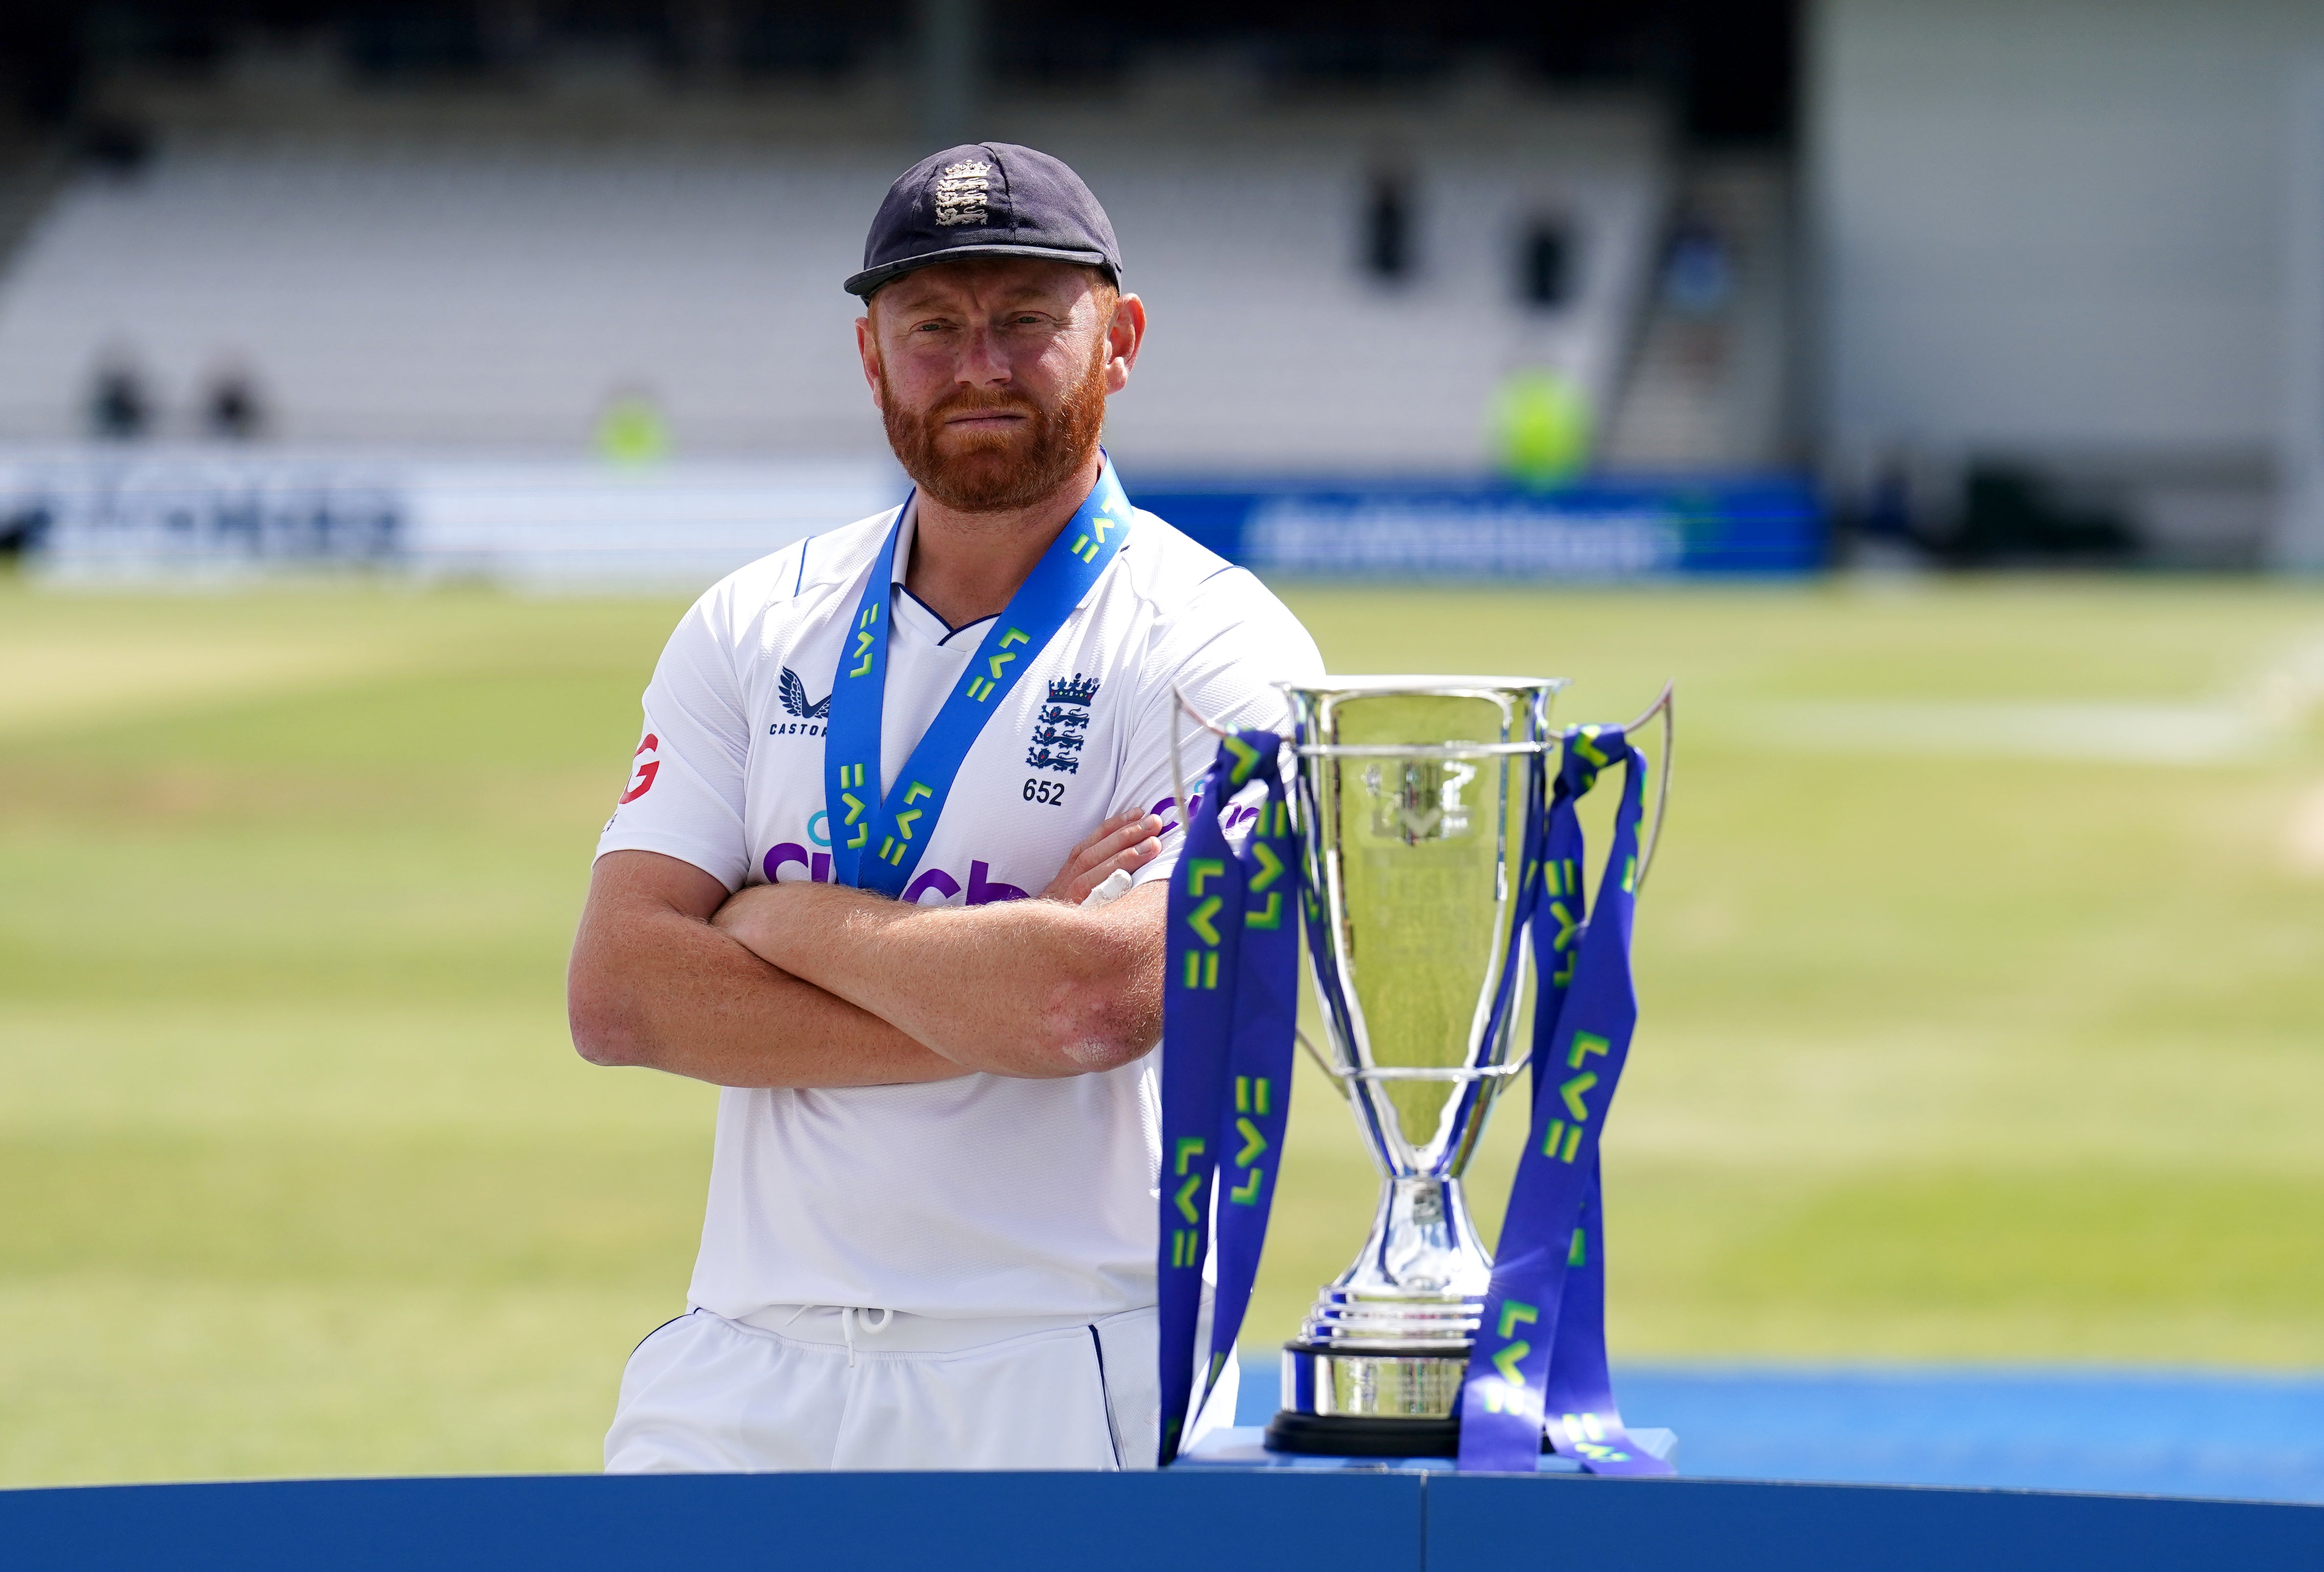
[569,144,1321,1472]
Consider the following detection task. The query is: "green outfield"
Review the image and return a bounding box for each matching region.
[1,573,2320,1486]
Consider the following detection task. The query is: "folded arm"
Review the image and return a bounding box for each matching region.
[569,849,967,1088]
[568,809,1165,1087]
[711,874,1167,1079]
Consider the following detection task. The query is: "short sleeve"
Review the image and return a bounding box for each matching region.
[1116,568,1326,890]
[595,588,755,892]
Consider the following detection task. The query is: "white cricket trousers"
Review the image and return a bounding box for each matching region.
[604,1304,1237,1472]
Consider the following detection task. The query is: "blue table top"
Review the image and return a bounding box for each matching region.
[1235,1360,2324,1503]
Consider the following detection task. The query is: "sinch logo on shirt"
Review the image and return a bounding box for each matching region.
[772,668,830,738]
[1027,675,1097,774]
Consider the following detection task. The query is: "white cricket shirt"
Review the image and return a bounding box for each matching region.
[597,497,1324,1322]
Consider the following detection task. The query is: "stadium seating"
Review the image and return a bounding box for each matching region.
[0,96,1678,474]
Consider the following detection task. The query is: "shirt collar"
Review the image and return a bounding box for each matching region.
[889,493,918,588]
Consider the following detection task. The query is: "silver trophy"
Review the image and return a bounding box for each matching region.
[1261,675,1670,1457]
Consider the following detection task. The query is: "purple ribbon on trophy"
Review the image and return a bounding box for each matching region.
[1159,680,1674,1473]
[1156,729,1296,1465]
[1455,725,1672,1476]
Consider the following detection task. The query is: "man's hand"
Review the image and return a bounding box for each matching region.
[1040,808,1163,904]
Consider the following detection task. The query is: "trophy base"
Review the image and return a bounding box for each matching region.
[1269,1339,1503,1456]
[1263,1410,1461,1457]
[1271,1175,1502,1456]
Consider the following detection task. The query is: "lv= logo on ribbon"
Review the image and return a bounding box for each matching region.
[1155,727,1296,1464]
[1455,724,1672,1476]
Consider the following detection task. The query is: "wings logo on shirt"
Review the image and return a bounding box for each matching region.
[1027,674,1098,774]
[779,667,832,720]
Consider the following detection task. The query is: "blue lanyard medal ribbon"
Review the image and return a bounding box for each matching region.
[1156,730,1297,1465]
[1455,726,1673,1476]
[822,461,1132,896]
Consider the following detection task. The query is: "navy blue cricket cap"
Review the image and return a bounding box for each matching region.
[845,142,1122,299]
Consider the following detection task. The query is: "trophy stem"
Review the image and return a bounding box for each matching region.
[1333,1173,1495,1311]
[1294,1172,1492,1348]
[1265,1174,1495,1455]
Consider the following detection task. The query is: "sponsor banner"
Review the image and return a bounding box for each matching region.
[3,449,1822,588]
[1,446,903,590]
[1131,476,1824,579]
[2,448,407,575]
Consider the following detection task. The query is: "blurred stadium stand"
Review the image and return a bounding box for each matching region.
[0,87,1719,472]
[82,1,2324,576]
[0,2,1820,584]
[1814,0,2324,568]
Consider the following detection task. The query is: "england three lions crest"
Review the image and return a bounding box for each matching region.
[1027,674,1097,774]
[931,160,994,228]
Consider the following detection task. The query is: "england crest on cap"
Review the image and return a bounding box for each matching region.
[845,142,1123,299]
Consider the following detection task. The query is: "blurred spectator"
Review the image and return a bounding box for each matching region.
[1363,168,1415,283]
[1517,215,1576,311]
[88,356,153,440]
[0,505,49,559]
[596,386,670,465]
[1492,368,1592,489]
[1660,217,1734,317]
[202,364,266,441]
[1860,458,1918,546]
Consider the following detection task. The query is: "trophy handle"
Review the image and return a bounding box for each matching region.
[1619,680,1676,895]
[1295,1027,1352,1100]
[1166,682,1234,841]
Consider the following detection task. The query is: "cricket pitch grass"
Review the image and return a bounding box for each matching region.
[2,573,2320,1484]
